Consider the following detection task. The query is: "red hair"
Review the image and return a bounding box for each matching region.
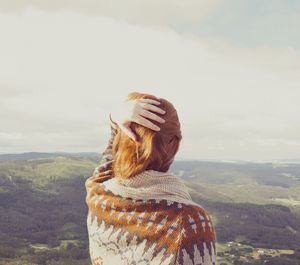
[112,92,182,179]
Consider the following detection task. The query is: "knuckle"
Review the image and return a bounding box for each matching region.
[150,113,157,119]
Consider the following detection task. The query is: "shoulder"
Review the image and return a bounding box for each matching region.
[85,172,112,191]
[175,203,217,265]
[180,203,215,238]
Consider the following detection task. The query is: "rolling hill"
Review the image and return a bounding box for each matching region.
[1,153,300,265]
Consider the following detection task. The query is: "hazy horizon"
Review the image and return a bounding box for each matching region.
[1,151,300,163]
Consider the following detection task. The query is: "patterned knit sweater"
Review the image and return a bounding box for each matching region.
[85,119,217,265]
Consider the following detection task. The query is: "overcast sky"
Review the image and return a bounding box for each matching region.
[0,0,299,161]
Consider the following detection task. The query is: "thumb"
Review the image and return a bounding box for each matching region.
[119,124,137,141]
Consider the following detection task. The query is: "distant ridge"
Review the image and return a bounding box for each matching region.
[175,158,300,164]
[1,152,300,164]
[0,152,99,161]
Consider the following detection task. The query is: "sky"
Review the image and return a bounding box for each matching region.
[0,0,299,161]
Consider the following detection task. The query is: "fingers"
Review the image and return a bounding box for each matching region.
[141,102,166,115]
[139,109,165,123]
[119,124,137,141]
[139,98,161,106]
[135,115,160,131]
[97,160,113,171]
[98,169,113,176]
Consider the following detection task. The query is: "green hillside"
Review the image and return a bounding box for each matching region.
[1,154,300,264]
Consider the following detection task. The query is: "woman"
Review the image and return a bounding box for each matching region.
[85,92,217,265]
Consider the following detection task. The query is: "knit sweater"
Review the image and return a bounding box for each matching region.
[85,118,217,265]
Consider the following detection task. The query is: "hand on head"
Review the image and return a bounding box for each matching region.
[110,98,166,141]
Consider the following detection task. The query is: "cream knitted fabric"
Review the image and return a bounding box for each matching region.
[102,169,200,207]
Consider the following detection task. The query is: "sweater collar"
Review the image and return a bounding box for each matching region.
[102,169,196,204]
[115,169,176,187]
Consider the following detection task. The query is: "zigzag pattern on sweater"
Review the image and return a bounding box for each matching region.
[86,180,216,265]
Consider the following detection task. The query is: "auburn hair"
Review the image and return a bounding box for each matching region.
[112,92,182,179]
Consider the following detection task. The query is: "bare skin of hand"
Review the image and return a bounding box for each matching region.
[110,98,166,141]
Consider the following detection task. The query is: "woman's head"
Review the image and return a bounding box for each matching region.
[112,92,182,179]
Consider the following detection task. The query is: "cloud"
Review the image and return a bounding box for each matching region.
[0,9,299,160]
[193,0,300,48]
[0,0,222,30]
[1,0,299,49]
